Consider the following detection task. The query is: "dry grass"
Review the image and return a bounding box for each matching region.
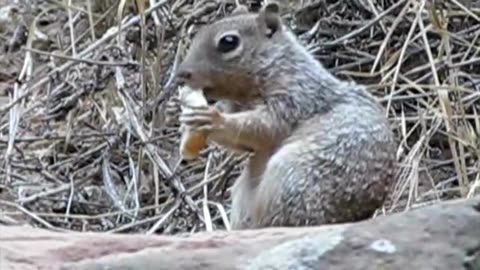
[0,0,479,234]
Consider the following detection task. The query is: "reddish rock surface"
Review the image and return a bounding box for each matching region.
[1,196,479,270]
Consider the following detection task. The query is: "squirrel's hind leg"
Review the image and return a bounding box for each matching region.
[250,142,316,228]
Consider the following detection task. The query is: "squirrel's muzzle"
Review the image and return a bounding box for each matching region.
[175,63,214,91]
[175,66,192,83]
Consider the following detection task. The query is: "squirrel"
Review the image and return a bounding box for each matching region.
[175,2,397,229]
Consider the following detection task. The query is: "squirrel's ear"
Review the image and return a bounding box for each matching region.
[232,4,249,15]
[256,1,281,38]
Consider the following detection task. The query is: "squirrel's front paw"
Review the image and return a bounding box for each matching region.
[179,105,226,133]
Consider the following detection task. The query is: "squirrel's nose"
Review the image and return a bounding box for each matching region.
[175,64,212,90]
[175,66,192,83]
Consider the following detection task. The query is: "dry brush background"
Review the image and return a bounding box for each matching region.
[0,0,479,235]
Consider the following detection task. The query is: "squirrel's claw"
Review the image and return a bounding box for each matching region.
[179,106,225,132]
[189,124,215,133]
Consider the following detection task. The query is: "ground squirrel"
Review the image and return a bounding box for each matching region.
[176,2,397,229]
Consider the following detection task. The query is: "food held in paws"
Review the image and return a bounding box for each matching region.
[178,85,209,160]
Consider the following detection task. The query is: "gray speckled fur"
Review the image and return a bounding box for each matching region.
[177,5,397,229]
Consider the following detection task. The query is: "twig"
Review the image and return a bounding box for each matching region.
[0,0,171,114]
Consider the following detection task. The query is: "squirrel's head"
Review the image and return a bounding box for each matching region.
[175,2,285,103]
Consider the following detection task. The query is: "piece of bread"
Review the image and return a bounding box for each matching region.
[178,85,209,160]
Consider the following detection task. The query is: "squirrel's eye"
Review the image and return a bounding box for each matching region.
[217,34,240,53]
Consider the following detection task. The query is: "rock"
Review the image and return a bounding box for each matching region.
[0,196,479,270]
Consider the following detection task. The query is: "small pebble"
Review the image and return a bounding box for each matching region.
[369,239,397,254]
